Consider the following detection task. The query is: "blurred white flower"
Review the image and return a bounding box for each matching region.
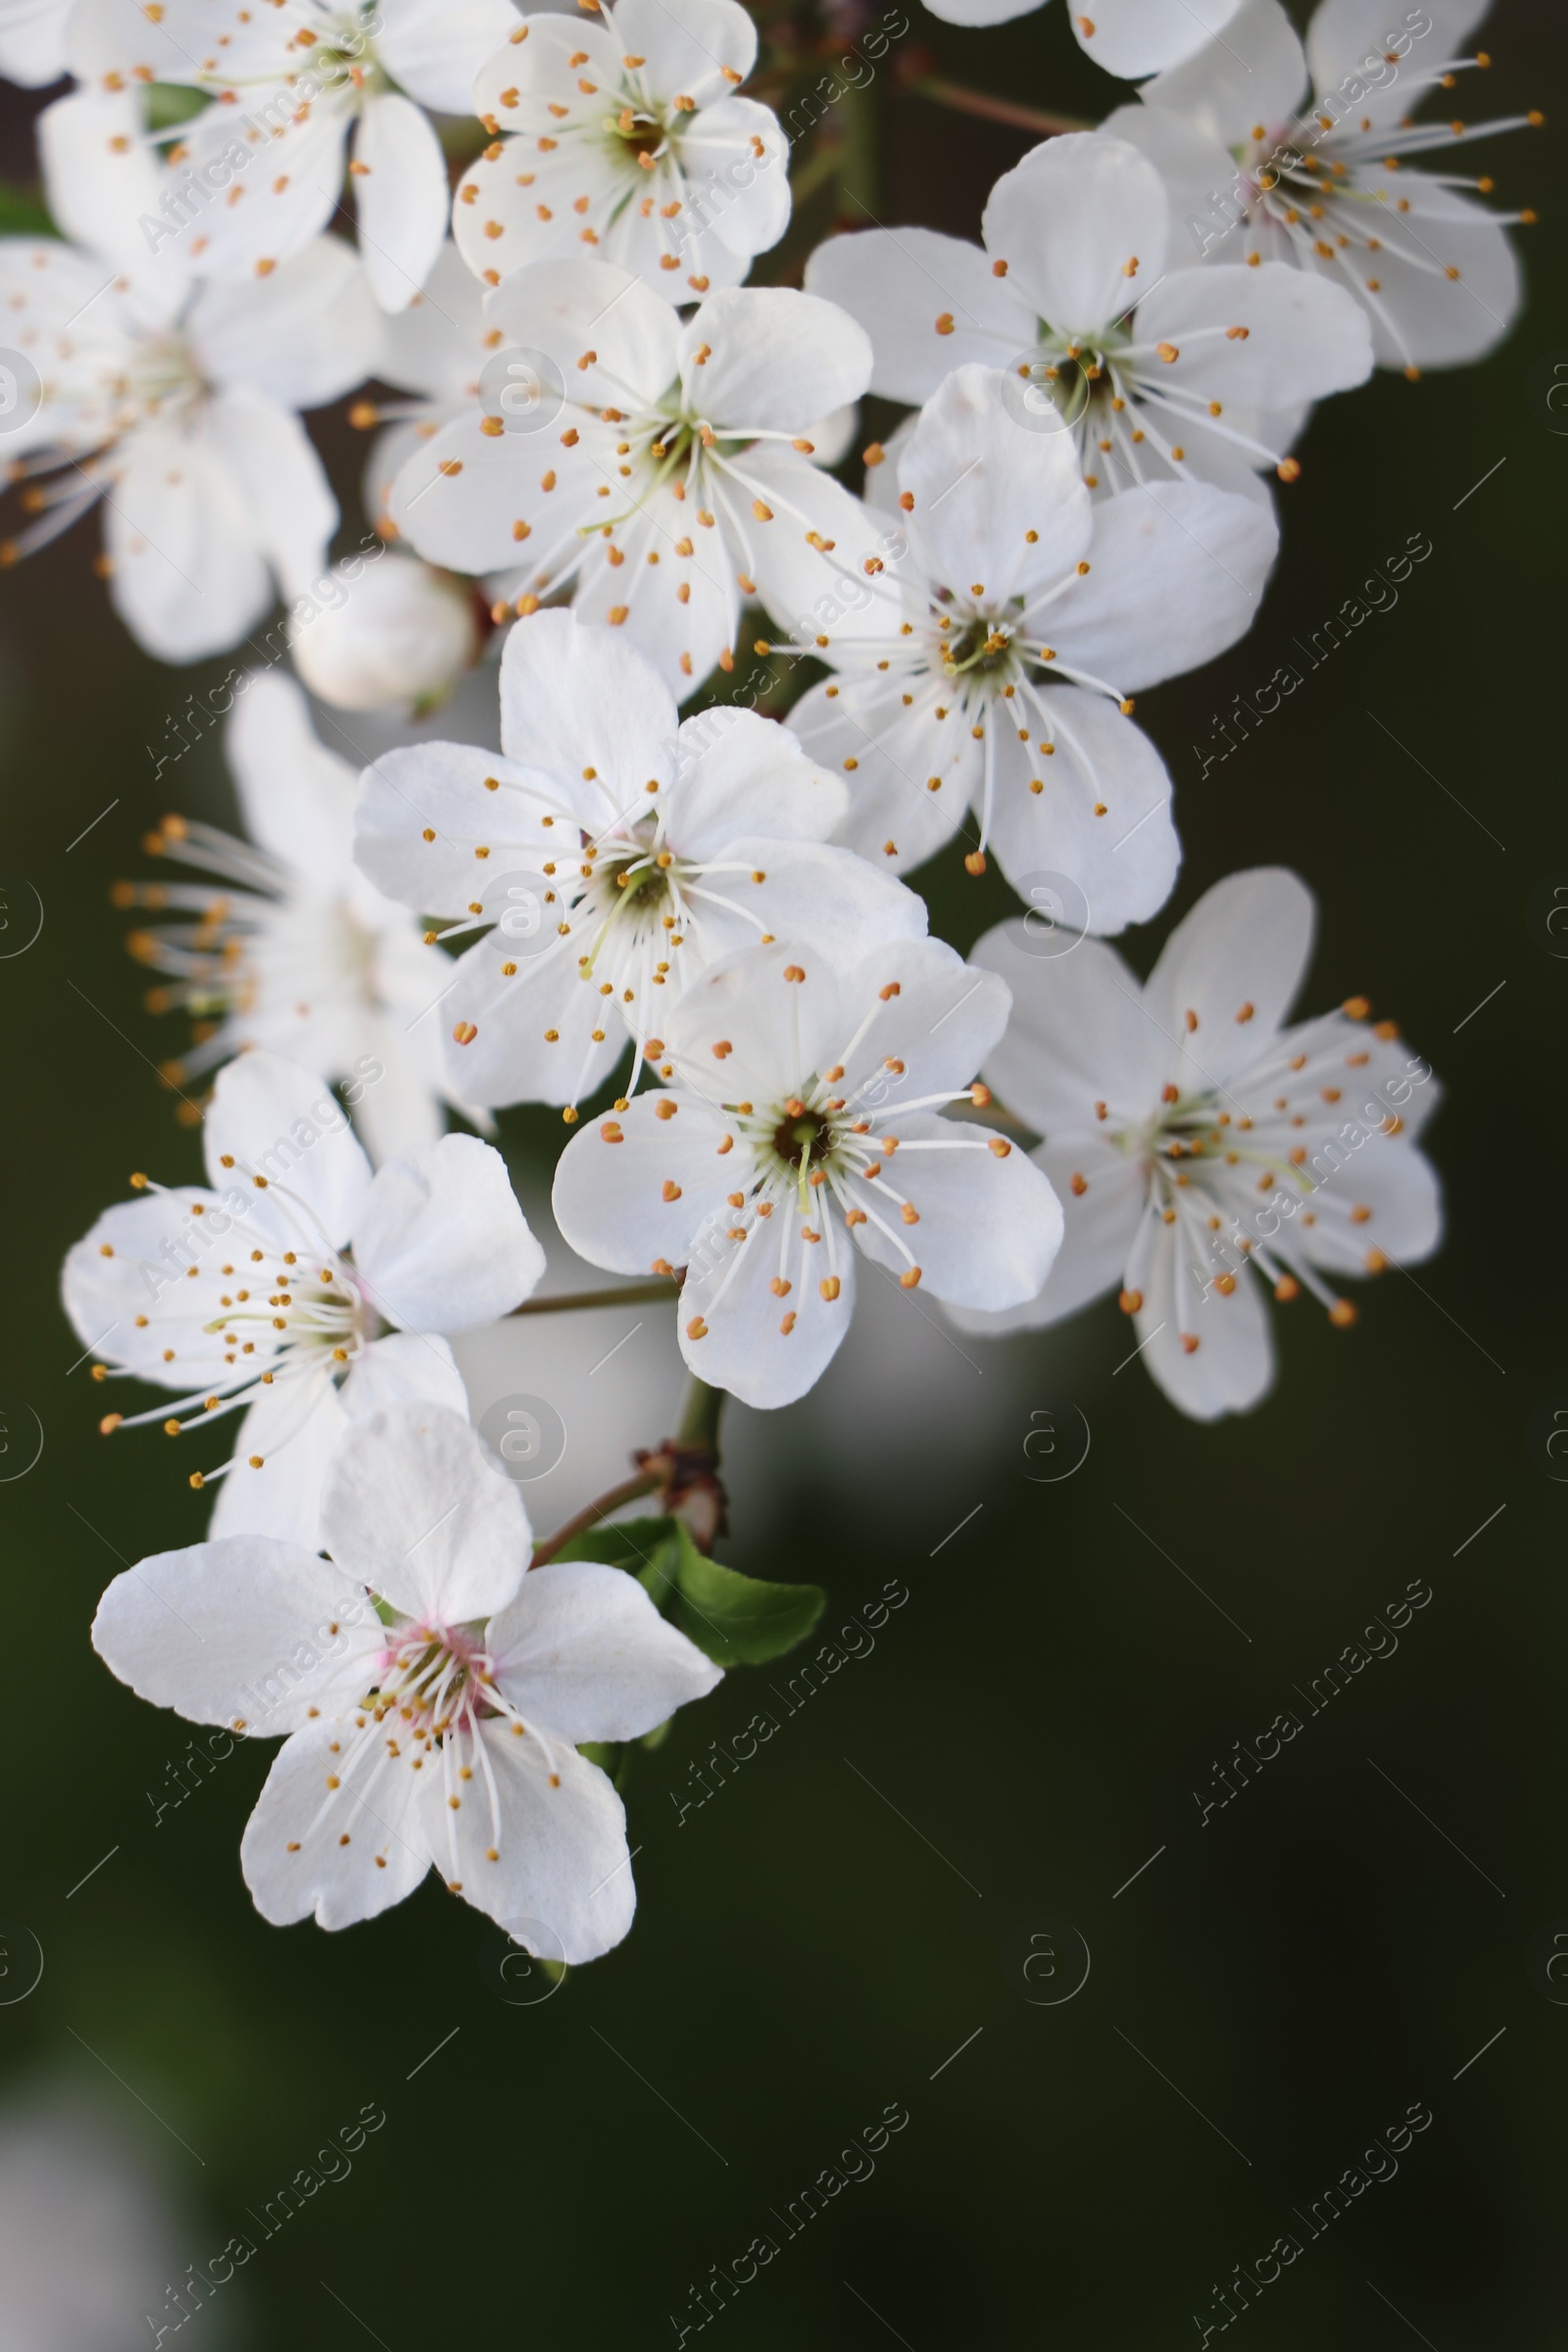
[90,1402,720,1948]
[388,259,872,697]
[66,0,520,310]
[1105,0,1534,371]
[0,2092,206,2352]
[64,1053,544,1544]
[778,366,1275,924]
[354,608,926,1113]
[456,0,788,302]
[0,220,376,660]
[961,868,1443,1418]
[120,668,472,1159]
[808,130,1374,500]
[553,937,1063,1409]
[290,550,481,713]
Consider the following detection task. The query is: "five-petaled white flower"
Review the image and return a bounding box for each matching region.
[0,214,377,660]
[1105,0,1535,372]
[456,0,788,302]
[90,1401,721,1946]
[64,1053,545,1544]
[388,259,872,697]
[919,0,1243,76]
[67,0,519,310]
[808,130,1374,499]
[123,669,472,1160]
[958,868,1443,1418]
[776,366,1276,928]
[552,937,1064,1408]
[354,607,926,1113]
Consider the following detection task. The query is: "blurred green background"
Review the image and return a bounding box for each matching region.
[1,1,1564,2342]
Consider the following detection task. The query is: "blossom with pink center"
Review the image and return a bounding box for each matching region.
[90,1403,721,1947]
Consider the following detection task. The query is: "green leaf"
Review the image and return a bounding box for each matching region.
[0,183,56,238]
[554,1514,825,1667]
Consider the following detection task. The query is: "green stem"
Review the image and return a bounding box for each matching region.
[832,74,880,219]
[675,1373,726,1454]
[906,78,1092,138]
[530,1467,662,1567]
[509,1280,679,1317]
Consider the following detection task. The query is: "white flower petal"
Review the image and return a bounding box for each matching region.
[897,364,1093,611]
[1286,1133,1443,1277]
[1144,866,1315,1088]
[62,1189,234,1387]
[209,1373,350,1550]
[489,1559,721,1740]
[1135,262,1373,404]
[793,677,976,875]
[969,919,1167,1131]
[499,605,679,787]
[377,0,520,113]
[320,1401,529,1624]
[91,1536,379,1736]
[103,413,274,663]
[1306,0,1491,122]
[852,1109,1063,1310]
[681,287,870,434]
[340,1331,469,1426]
[984,687,1180,938]
[837,934,1011,1101]
[615,0,757,92]
[484,257,681,412]
[700,837,928,962]
[954,1134,1144,1329]
[1047,480,1278,692]
[378,241,487,403]
[439,930,624,1112]
[189,235,383,409]
[671,705,845,854]
[1100,101,1239,270]
[1140,0,1307,146]
[552,1086,738,1277]
[241,1719,433,1929]
[680,1200,858,1407]
[1071,0,1244,79]
[983,132,1171,336]
[199,385,339,605]
[428,1723,634,1962]
[353,95,450,313]
[203,1052,374,1248]
[351,1134,545,1331]
[227,666,358,888]
[354,740,556,916]
[805,228,1029,401]
[1133,1206,1276,1418]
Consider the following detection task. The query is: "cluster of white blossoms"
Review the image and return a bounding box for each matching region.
[23,0,1529,1953]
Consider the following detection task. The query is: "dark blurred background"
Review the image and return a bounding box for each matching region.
[1,1,1565,2342]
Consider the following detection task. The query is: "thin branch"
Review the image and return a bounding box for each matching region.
[509,1280,680,1318]
[905,78,1092,137]
[530,1468,663,1567]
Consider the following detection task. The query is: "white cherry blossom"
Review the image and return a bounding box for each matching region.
[89,1402,720,1946]
[0,214,377,659]
[1104,0,1534,371]
[123,668,471,1160]
[66,0,520,310]
[63,1053,545,1543]
[776,366,1276,928]
[552,937,1064,1408]
[289,549,481,713]
[353,607,926,1113]
[959,868,1443,1418]
[387,259,872,697]
[807,130,1374,499]
[456,0,788,302]
[919,0,1243,74]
